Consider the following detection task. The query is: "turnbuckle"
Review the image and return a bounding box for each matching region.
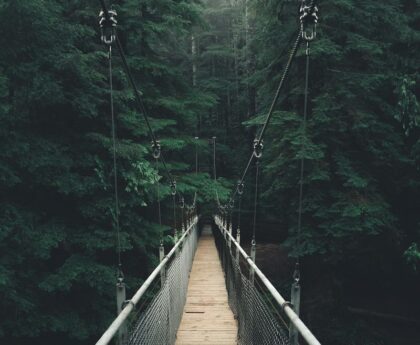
[253,139,264,159]
[299,1,318,41]
[152,141,161,159]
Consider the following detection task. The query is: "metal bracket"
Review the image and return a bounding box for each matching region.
[299,1,318,41]
[152,141,161,159]
[99,9,118,45]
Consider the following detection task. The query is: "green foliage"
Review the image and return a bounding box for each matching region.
[246,0,420,342]
[1,0,419,344]
[0,0,214,343]
[249,0,420,261]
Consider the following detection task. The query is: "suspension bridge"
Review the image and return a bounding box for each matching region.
[96,215,320,345]
[95,0,321,344]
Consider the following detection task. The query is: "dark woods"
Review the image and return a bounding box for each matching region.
[0,1,419,344]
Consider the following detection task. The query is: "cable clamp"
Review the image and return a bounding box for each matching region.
[281,301,293,311]
[293,262,301,283]
[179,197,185,209]
[99,9,118,45]
[253,139,263,159]
[152,141,161,159]
[116,265,124,281]
[122,299,135,309]
[299,1,318,41]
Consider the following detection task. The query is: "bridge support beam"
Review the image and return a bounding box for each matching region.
[116,278,127,345]
[289,280,301,345]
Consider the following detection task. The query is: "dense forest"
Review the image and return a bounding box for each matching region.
[0,0,419,344]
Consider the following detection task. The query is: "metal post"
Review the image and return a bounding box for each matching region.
[116,277,127,345]
[228,218,232,250]
[235,228,241,264]
[290,280,301,345]
[248,239,257,339]
[175,231,180,255]
[159,243,166,286]
[249,240,256,284]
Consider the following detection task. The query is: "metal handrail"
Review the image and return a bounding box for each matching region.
[96,216,199,345]
[214,215,321,345]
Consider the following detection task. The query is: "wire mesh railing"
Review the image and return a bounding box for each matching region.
[96,216,199,345]
[125,223,198,345]
[214,215,321,345]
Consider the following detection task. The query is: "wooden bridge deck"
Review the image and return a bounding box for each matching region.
[175,225,238,345]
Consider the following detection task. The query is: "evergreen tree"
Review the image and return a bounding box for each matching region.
[246,0,420,342]
[0,0,216,343]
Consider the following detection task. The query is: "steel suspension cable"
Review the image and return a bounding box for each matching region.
[195,137,199,176]
[212,137,217,181]
[293,0,318,277]
[296,41,311,267]
[228,0,317,204]
[172,190,177,239]
[180,197,185,233]
[108,45,122,271]
[98,0,186,203]
[237,193,242,230]
[230,30,302,202]
[152,142,163,243]
[252,160,260,242]
[212,137,220,206]
[256,32,302,144]
[193,137,198,209]
[155,159,162,222]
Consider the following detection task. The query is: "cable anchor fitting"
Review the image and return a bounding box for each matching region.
[299,1,318,41]
[293,262,301,284]
[152,141,161,159]
[117,265,124,283]
[170,181,177,196]
[99,9,118,45]
[253,139,264,159]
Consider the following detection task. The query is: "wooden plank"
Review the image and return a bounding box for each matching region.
[175,226,238,345]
